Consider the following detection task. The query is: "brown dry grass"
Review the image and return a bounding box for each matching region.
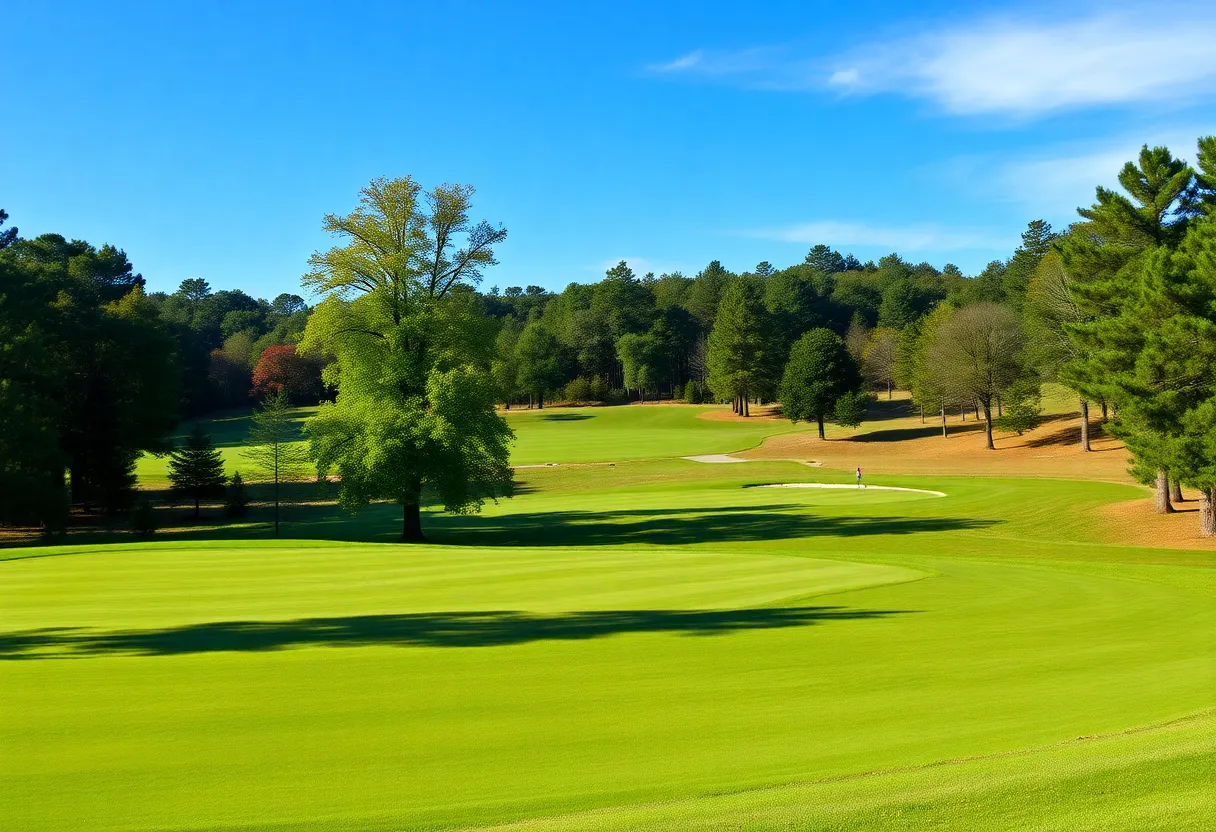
[1100,494,1214,550]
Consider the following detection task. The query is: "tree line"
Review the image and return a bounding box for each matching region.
[2,133,1215,538]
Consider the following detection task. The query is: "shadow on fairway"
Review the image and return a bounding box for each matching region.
[0,605,914,659]
[428,506,998,547]
[536,412,594,421]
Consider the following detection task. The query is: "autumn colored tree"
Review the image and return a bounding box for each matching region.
[251,345,323,402]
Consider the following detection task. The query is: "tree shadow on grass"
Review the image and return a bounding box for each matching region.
[849,423,984,442]
[537,413,594,421]
[427,505,998,547]
[0,605,914,659]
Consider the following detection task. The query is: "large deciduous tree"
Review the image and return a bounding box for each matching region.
[779,328,863,439]
[300,176,513,542]
[927,303,1026,450]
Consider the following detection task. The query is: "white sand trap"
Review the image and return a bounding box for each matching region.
[748,483,947,497]
[684,454,750,463]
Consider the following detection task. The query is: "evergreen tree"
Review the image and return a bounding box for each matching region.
[167,425,226,518]
[706,279,777,416]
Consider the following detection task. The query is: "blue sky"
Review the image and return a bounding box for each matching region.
[4,1,1215,298]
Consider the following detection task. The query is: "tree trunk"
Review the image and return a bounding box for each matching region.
[1170,479,1184,503]
[273,477,280,537]
[817,415,825,440]
[1080,399,1091,452]
[982,402,994,450]
[997,396,1003,418]
[1155,470,1174,514]
[528,392,533,409]
[537,391,544,409]
[402,501,425,542]
[940,405,947,438]
[742,396,750,417]
[887,380,892,400]
[1101,400,1109,421]
[974,401,981,420]
[194,493,201,519]
[961,406,965,422]
[1200,489,1216,537]
[920,405,925,424]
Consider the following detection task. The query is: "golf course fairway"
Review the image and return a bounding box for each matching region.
[3,408,1214,831]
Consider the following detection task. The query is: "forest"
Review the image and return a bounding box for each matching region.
[1,136,1214,535]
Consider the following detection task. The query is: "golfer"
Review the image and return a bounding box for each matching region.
[856,466,863,488]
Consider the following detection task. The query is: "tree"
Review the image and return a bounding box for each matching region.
[251,344,323,402]
[1024,251,1095,450]
[927,303,1026,450]
[1060,144,1194,511]
[244,391,310,535]
[514,321,566,408]
[706,279,777,416]
[861,328,899,399]
[167,425,226,518]
[300,176,513,542]
[805,244,846,274]
[0,208,17,249]
[901,303,954,437]
[779,328,863,439]
[617,333,662,401]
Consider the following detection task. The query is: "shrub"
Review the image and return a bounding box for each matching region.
[131,499,157,537]
[588,375,611,402]
[833,390,870,428]
[225,471,249,518]
[564,377,592,403]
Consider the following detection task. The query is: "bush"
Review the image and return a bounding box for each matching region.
[131,498,157,537]
[684,379,709,404]
[225,471,249,518]
[588,375,610,402]
[833,390,870,428]
[564,377,592,403]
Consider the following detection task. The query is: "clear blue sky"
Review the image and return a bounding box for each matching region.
[4,1,1214,298]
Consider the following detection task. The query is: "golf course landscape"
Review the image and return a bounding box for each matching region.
[3,402,1213,831]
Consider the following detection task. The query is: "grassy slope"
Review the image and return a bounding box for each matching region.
[5,403,1215,831]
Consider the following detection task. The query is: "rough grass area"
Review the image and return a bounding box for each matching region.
[4,397,1213,831]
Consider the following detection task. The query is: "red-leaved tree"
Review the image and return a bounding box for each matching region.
[251,345,323,402]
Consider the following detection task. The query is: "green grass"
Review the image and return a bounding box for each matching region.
[5,406,1215,831]
[134,403,800,487]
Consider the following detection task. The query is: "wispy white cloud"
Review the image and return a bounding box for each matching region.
[742,220,1010,252]
[993,129,1210,208]
[651,8,1216,116]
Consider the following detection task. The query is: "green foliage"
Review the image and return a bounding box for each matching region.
[779,328,862,436]
[167,425,226,517]
[832,389,869,428]
[515,321,567,405]
[225,471,249,518]
[563,376,592,403]
[588,375,611,402]
[300,177,513,540]
[994,378,1043,435]
[706,279,778,410]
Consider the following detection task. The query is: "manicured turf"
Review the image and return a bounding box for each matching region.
[5,407,1215,831]
[135,403,804,487]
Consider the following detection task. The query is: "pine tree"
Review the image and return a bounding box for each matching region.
[706,279,777,416]
[167,425,226,518]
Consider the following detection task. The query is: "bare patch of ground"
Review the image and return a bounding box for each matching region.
[741,410,1134,483]
[697,404,785,422]
[1101,495,1215,550]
